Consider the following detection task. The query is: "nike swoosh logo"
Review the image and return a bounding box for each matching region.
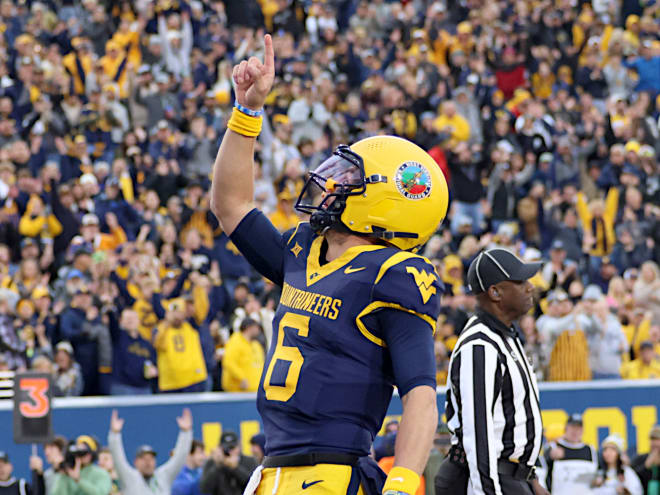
[302,480,324,489]
[344,266,366,274]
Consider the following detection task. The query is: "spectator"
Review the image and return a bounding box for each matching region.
[199,431,257,495]
[433,101,470,148]
[493,47,526,100]
[536,290,592,381]
[541,240,579,292]
[266,187,299,233]
[181,117,216,181]
[520,314,548,381]
[576,49,608,101]
[136,75,181,131]
[97,448,120,494]
[544,414,598,493]
[153,299,207,393]
[0,451,32,495]
[221,318,265,393]
[158,12,193,80]
[108,409,193,495]
[582,285,629,379]
[447,144,485,235]
[29,436,67,495]
[110,308,157,396]
[58,288,111,396]
[591,435,643,495]
[634,261,660,325]
[287,81,331,145]
[576,188,619,261]
[631,424,660,494]
[171,440,206,495]
[0,290,26,371]
[621,341,660,379]
[52,342,84,397]
[625,40,660,95]
[52,436,112,495]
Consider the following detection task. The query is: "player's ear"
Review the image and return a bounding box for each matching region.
[489,285,501,301]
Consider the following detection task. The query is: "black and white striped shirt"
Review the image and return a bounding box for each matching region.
[445,310,544,495]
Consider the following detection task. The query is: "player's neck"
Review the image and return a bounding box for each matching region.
[324,231,376,263]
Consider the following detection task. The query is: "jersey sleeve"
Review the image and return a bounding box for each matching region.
[364,255,443,394]
[369,254,444,329]
[229,208,286,286]
[377,308,436,395]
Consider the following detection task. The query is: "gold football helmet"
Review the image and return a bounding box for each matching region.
[295,135,449,251]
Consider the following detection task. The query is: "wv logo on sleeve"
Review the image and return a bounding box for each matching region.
[406,266,437,304]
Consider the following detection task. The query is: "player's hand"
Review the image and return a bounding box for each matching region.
[233,34,274,111]
[110,409,125,433]
[177,408,193,431]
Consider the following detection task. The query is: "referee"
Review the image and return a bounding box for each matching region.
[435,249,548,495]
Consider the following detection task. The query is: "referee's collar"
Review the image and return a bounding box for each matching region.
[475,309,517,338]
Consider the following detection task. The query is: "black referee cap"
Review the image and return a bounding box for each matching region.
[467,249,541,294]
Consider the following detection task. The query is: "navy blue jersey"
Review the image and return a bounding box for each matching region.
[230,210,442,456]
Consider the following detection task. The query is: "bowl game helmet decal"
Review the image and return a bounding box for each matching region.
[395,162,432,200]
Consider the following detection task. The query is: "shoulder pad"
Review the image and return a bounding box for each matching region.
[372,252,444,322]
[284,222,313,247]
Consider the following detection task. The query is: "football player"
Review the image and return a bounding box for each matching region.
[210,35,449,495]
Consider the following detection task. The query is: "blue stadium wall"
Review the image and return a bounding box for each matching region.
[2,380,659,479]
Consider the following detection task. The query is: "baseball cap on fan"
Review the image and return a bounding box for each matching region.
[467,249,542,294]
[566,413,583,426]
[220,431,239,451]
[135,445,157,457]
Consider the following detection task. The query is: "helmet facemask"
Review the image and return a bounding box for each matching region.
[295,145,366,235]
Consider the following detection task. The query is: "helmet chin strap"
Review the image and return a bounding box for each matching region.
[309,198,419,247]
[309,198,345,235]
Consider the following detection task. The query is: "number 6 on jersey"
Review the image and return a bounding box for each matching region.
[263,312,309,402]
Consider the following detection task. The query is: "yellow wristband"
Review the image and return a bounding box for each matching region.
[383,466,420,495]
[226,107,263,137]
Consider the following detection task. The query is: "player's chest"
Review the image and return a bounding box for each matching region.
[276,270,374,326]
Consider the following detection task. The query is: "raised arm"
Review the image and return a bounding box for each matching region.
[210,34,275,235]
[157,408,194,483]
[107,410,142,489]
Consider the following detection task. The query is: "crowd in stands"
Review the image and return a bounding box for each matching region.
[0,0,659,398]
[1,413,659,494]
[0,408,268,495]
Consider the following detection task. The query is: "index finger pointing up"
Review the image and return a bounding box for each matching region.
[263,34,274,73]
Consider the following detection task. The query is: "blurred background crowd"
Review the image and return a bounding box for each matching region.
[0,408,270,495]
[0,0,659,401]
